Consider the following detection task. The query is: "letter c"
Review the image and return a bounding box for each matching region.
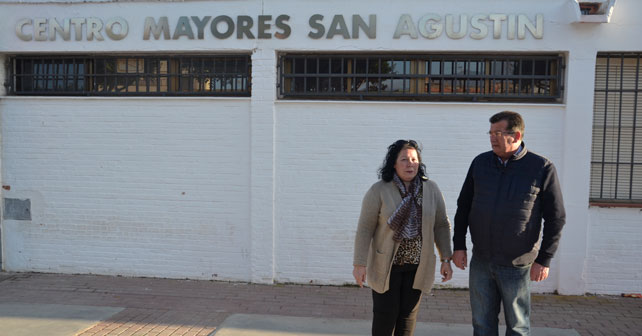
[16,18,33,41]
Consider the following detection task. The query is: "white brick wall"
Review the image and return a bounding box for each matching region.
[1,86,637,295]
[1,0,642,295]
[0,96,574,289]
[0,73,639,295]
[273,101,565,291]
[1,97,252,281]
[585,207,642,295]
[249,48,278,283]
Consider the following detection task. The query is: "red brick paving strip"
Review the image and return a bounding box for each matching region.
[0,272,640,336]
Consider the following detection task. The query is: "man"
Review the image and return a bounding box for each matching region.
[452,111,566,336]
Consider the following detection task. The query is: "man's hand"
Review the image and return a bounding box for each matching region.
[453,250,468,270]
[353,265,367,288]
[530,262,549,282]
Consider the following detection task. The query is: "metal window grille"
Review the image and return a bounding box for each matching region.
[590,53,642,203]
[278,54,564,102]
[7,55,251,96]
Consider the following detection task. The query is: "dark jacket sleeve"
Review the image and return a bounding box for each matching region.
[535,162,566,267]
[453,161,475,251]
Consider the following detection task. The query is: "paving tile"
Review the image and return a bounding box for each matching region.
[0,272,640,336]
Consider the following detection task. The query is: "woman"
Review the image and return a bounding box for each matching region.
[353,139,453,336]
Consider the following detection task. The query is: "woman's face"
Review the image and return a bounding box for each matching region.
[394,147,419,183]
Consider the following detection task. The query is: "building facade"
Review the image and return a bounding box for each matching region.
[0,0,640,295]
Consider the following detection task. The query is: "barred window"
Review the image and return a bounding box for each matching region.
[278,53,564,102]
[590,53,642,204]
[8,55,251,96]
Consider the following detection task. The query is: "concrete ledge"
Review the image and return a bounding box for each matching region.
[0,303,123,336]
[211,314,581,336]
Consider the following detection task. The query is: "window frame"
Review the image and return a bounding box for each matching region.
[7,55,252,97]
[277,53,565,103]
[589,52,642,206]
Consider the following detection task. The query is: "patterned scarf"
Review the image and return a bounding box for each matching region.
[387,173,423,242]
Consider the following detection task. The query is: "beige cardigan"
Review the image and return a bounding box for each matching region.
[353,179,453,294]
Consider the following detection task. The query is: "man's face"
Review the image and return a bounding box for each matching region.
[489,120,521,159]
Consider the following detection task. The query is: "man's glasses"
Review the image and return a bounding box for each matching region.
[487,131,515,137]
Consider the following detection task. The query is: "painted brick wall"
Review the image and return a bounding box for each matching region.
[585,207,642,295]
[0,96,583,293]
[273,101,565,292]
[2,89,638,295]
[1,0,641,296]
[249,48,277,283]
[1,97,252,281]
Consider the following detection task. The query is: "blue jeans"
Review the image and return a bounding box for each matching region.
[469,255,531,336]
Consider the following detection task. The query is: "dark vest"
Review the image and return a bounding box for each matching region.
[468,148,549,266]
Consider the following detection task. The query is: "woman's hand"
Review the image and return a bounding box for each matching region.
[353,265,367,288]
[440,262,453,282]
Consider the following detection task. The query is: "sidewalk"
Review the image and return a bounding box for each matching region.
[0,272,640,336]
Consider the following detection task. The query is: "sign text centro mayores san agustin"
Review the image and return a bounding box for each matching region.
[14,13,543,42]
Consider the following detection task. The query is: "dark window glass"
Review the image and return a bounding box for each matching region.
[279,54,564,102]
[590,53,642,204]
[10,55,251,96]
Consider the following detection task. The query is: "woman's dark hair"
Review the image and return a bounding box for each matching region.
[378,139,427,182]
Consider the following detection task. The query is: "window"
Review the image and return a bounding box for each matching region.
[579,3,602,15]
[278,53,564,102]
[8,55,251,96]
[590,53,642,204]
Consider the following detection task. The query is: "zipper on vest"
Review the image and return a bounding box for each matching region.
[489,165,505,260]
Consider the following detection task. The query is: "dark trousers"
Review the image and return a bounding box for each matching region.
[371,264,423,336]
